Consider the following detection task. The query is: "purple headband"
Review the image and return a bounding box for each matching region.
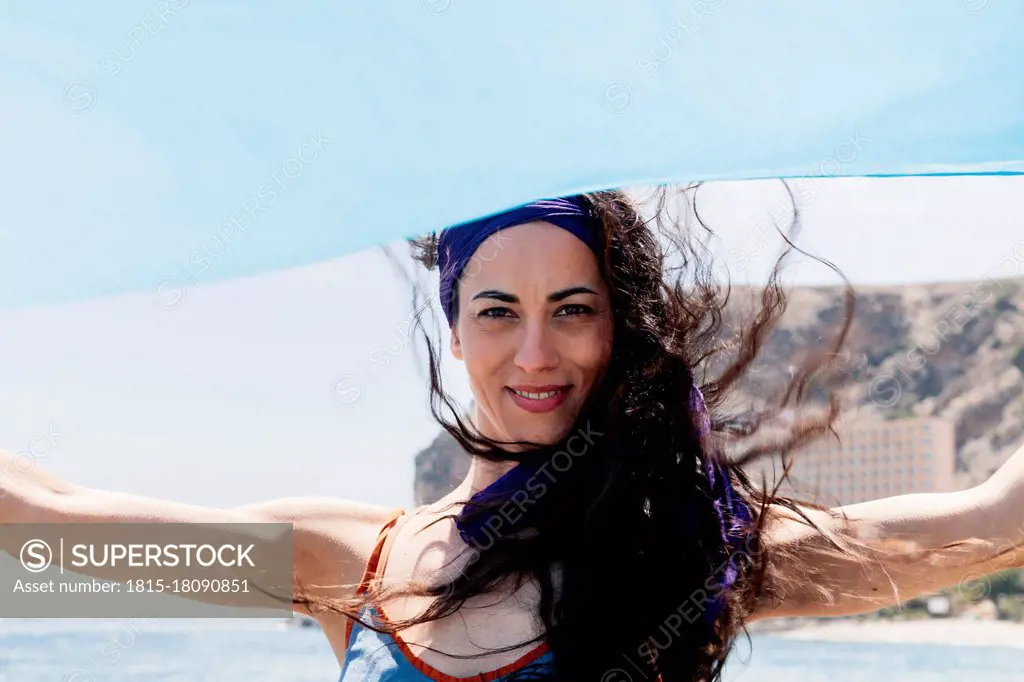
[437,196,603,326]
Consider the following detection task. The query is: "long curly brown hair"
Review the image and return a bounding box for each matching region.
[298,184,858,681]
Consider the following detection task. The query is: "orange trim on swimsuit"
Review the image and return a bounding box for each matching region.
[343,508,552,681]
[342,506,405,647]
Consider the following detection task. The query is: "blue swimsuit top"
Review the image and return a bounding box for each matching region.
[338,509,556,681]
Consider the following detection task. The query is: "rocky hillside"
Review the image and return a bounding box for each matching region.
[414,276,1024,503]
[414,425,472,507]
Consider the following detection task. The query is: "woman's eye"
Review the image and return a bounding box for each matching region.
[479,307,515,319]
[556,304,593,317]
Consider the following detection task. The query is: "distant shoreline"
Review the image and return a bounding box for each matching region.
[755,618,1024,648]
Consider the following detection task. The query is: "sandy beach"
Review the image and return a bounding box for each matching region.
[761,618,1024,648]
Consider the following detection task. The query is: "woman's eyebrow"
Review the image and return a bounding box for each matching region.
[470,286,598,304]
[548,286,598,302]
[471,289,518,303]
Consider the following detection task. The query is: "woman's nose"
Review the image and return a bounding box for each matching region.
[513,321,559,373]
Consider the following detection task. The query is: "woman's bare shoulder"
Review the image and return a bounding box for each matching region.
[234,497,402,595]
[235,496,399,526]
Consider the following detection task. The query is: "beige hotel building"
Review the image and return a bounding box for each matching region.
[764,416,957,506]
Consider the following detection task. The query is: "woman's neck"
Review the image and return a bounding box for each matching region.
[425,455,517,522]
[455,455,519,498]
[432,403,528,509]
[438,402,521,506]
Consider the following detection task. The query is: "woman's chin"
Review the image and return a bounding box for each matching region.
[501,420,573,449]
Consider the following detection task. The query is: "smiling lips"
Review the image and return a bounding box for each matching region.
[507,384,572,413]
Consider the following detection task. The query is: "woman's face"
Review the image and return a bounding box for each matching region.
[451,221,614,446]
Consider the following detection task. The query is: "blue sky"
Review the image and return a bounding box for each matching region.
[1,2,1023,509]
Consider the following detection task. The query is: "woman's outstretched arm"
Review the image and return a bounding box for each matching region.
[0,449,392,616]
[750,442,1024,621]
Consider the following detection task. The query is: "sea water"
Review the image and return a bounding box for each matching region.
[0,618,1019,681]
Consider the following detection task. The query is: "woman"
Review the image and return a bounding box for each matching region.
[2,189,1023,681]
